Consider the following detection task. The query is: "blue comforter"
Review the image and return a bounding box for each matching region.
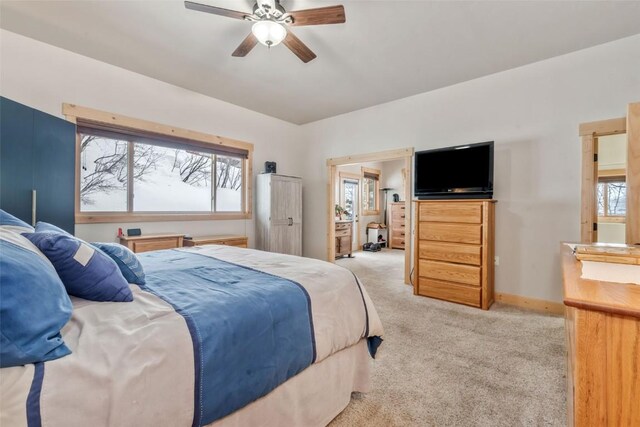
[139,250,316,426]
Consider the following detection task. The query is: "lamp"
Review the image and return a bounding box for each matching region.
[252,20,287,47]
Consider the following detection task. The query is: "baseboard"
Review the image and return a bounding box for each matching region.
[495,293,565,315]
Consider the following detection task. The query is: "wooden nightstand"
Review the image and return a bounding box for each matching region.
[182,235,248,248]
[119,234,184,253]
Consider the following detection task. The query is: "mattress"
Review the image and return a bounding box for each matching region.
[0,245,383,426]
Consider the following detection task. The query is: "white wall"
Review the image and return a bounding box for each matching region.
[300,34,640,303]
[0,30,304,245]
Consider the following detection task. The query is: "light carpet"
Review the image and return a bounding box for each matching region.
[330,250,566,427]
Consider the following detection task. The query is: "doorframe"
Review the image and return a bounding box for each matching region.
[327,147,414,284]
[338,171,362,251]
[578,102,640,245]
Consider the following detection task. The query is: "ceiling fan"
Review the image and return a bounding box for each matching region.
[185,0,346,63]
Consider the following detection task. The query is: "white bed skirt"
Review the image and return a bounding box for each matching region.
[209,339,371,427]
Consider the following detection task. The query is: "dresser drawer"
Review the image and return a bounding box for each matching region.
[419,259,481,286]
[393,221,406,232]
[335,222,351,230]
[391,237,406,249]
[419,241,481,266]
[335,228,351,238]
[419,203,482,224]
[392,210,407,222]
[419,223,482,245]
[132,238,181,253]
[417,278,481,307]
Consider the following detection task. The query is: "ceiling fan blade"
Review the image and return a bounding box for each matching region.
[287,5,345,26]
[232,33,259,57]
[282,31,316,63]
[184,1,250,20]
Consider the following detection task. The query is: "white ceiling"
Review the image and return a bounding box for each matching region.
[2,1,640,124]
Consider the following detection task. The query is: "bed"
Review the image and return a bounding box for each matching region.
[0,244,383,427]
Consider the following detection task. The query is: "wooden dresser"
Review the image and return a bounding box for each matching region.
[414,200,496,309]
[335,220,353,258]
[562,244,640,426]
[183,235,248,248]
[119,234,184,253]
[389,202,407,249]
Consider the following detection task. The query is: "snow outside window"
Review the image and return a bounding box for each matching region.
[79,132,244,213]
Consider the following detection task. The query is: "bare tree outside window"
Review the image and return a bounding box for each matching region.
[597,179,626,218]
[79,131,246,213]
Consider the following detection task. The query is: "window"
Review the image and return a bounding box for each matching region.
[67,103,253,224]
[362,167,380,215]
[339,173,360,221]
[597,176,626,221]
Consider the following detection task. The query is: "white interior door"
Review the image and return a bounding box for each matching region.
[341,178,359,250]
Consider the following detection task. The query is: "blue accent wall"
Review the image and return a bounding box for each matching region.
[0,97,75,234]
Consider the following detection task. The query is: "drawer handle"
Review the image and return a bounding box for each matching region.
[400,232,405,236]
[401,215,405,219]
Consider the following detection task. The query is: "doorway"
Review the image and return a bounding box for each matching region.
[579,102,640,245]
[327,148,414,284]
[340,173,360,251]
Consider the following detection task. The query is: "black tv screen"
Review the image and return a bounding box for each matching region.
[414,141,494,199]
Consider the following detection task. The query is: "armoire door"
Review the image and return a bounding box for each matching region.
[269,175,302,255]
[287,178,302,256]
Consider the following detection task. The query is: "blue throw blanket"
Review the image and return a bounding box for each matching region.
[138,250,316,426]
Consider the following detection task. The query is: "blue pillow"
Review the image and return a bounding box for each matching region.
[24,232,133,303]
[0,209,34,233]
[0,230,72,367]
[34,221,70,235]
[92,242,146,286]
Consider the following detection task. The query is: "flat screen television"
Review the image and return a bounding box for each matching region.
[414,141,494,199]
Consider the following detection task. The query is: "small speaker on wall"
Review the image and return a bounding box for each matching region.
[265,161,277,173]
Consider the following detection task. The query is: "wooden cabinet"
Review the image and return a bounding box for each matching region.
[389,202,406,249]
[256,174,302,256]
[335,221,353,258]
[183,235,248,248]
[562,244,640,426]
[119,234,184,253]
[0,97,76,234]
[414,200,495,309]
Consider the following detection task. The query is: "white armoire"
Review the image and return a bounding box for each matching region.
[256,174,302,256]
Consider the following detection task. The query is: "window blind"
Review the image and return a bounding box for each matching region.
[363,171,380,180]
[77,122,249,159]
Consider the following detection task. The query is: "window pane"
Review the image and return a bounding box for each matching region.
[597,182,605,217]
[363,177,376,211]
[80,134,128,212]
[607,182,626,216]
[215,155,243,212]
[133,144,212,212]
[343,181,357,219]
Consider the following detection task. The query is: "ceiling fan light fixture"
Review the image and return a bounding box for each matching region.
[252,20,287,47]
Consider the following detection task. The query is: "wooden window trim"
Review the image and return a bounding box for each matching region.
[598,216,626,224]
[597,178,626,222]
[63,103,254,224]
[361,167,381,215]
[598,168,626,178]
